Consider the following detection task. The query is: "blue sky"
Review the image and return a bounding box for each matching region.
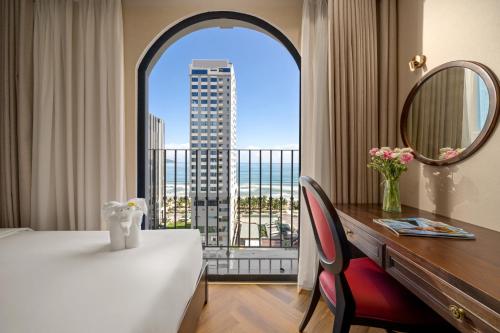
[148,27,299,149]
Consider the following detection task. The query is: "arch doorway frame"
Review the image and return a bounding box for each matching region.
[137,11,301,281]
[137,10,301,200]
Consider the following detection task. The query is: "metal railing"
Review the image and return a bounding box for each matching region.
[147,149,300,279]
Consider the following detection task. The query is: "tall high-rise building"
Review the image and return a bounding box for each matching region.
[149,113,165,150]
[189,60,237,246]
[148,113,166,226]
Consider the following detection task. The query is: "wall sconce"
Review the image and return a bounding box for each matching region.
[409,55,426,71]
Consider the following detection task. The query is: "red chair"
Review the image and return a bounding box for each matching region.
[299,176,456,333]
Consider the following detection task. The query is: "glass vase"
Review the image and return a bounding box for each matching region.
[383,178,401,213]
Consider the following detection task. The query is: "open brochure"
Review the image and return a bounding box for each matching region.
[373,217,475,239]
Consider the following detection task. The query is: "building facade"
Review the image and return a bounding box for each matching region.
[148,113,166,227]
[149,113,165,150]
[189,60,237,246]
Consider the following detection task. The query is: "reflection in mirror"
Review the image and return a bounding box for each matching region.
[405,67,490,161]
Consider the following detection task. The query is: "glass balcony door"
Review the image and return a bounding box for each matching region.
[147,148,300,281]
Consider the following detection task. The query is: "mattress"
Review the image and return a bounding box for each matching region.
[0,230,203,333]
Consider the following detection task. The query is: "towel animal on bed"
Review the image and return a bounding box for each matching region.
[101,199,148,251]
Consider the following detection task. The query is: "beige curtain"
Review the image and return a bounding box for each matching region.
[0,0,33,228]
[408,68,464,158]
[377,0,399,148]
[30,0,126,230]
[299,0,399,289]
[329,0,379,204]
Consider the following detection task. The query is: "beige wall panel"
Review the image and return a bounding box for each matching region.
[398,0,500,231]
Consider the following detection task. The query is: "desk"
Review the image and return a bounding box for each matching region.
[335,204,500,333]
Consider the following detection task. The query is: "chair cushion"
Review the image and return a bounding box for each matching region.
[305,188,335,261]
[319,257,445,326]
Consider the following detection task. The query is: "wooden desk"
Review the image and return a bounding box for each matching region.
[335,204,500,333]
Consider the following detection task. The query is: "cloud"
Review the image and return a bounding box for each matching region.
[165,142,190,149]
[238,143,299,150]
[164,143,299,151]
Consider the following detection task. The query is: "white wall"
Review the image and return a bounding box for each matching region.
[122,0,303,197]
[398,0,500,231]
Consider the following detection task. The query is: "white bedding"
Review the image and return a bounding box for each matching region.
[0,230,203,333]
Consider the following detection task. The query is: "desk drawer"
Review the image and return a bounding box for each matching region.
[386,247,500,333]
[340,217,385,266]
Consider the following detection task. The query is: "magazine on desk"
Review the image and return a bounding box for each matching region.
[373,217,475,239]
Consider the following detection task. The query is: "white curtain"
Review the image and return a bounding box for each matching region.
[298,0,329,290]
[462,70,480,146]
[31,0,126,230]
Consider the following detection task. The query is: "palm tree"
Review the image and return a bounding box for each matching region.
[239,197,249,209]
[271,198,280,211]
[261,195,270,210]
[250,197,260,210]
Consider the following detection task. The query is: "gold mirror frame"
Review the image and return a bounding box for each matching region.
[401,61,500,166]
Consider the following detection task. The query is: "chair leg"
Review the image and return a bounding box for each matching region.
[331,308,351,333]
[299,277,321,332]
[333,301,354,333]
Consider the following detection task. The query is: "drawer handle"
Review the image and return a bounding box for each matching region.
[345,228,353,236]
[449,305,465,321]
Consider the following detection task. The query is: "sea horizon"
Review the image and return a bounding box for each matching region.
[156,161,300,198]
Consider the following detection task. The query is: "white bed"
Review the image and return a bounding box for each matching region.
[0,229,203,333]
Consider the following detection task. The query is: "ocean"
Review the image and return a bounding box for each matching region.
[161,162,300,198]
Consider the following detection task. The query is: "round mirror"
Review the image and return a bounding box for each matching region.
[401,61,500,165]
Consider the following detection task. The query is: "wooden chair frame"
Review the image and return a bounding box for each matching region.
[298,176,454,333]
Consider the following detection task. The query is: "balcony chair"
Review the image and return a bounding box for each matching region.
[298,176,456,333]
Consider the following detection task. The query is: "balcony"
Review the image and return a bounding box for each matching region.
[147,148,300,280]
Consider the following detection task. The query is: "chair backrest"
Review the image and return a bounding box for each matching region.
[300,176,351,274]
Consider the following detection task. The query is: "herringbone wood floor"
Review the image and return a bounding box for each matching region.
[196,284,385,333]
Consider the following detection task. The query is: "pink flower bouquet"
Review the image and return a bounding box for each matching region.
[368,147,414,179]
[368,147,414,212]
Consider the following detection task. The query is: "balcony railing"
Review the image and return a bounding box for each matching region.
[147,149,300,279]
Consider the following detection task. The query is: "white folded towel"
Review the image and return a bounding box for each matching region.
[101,199,147,251]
